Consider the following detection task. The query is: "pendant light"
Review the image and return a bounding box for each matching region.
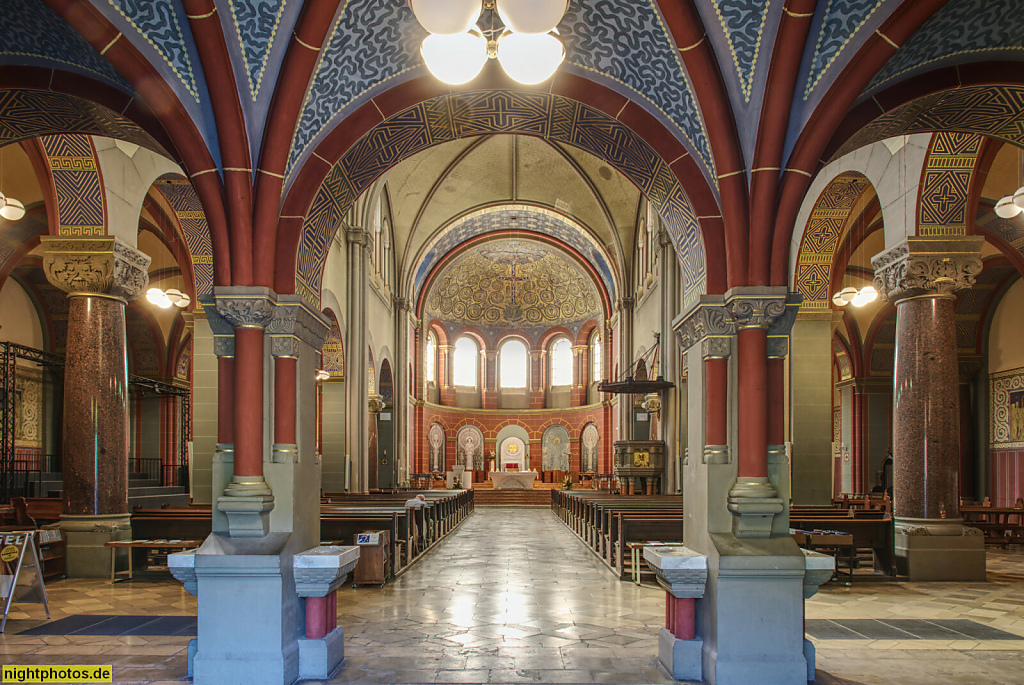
[496,30,565,85]
[495,0,570,34]
[409,0,482,34]
[0,146,25,222]
[420,30,489,85]
[996,145,1024,218]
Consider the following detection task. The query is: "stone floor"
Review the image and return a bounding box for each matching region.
[0,508,1022,684]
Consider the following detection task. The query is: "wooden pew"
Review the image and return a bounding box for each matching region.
[789,515,895,576]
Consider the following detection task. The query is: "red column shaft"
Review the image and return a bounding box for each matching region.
[328,590,337,632]
[274,356,297,444]
[305,596,328,639]
[705,358,728,445]
[673,597,696,640]
[767,357,785,446]
[665,592,675,633]
[218,357,234,444]
[233,327,264,478]
[737,328,768,478]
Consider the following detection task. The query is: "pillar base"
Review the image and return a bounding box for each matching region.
[60,513,131,578]
[658,627,702,681]
[894,519,986,581]
[298,627,346,680]
[217,476,275,538]
[727,479,784,539]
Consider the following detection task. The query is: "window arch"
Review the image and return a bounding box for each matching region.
[550,337,573,386]
[453,336,479,387]
[425,330,437,383]
[499,339,528,388]
[590,329,602,383]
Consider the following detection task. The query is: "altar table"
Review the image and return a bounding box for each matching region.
[488,472,538,490]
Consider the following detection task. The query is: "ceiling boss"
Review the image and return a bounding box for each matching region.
[410,0,569,85]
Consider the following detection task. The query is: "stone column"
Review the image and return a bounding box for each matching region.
[958,355,983,501]
[872,236,986,580]
[345,226,370,492]
[393,297,412,485]
[214,287,276,537]
[41,236,150,577]
[482,349,498,409]
[659,230,679,493]
[196,297,237,521]
[618,296,635,439]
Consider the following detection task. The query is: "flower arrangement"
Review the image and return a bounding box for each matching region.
[452,476,464,490]
[561,476,573,490]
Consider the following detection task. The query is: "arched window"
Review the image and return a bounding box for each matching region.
[590,330,602,382]
[453,336,478,387]
[499,339,528,388]
[550,337,573,386]
[425,331,437,383]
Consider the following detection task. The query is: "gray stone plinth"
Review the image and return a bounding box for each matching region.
[801,549,835,599]
[895,525,986,581]
[168,549,197,595]
[298,627,346,680]
[61,513,131,578]
[643,545,707,598]
[294,545,360,597]
[659,627,703,681]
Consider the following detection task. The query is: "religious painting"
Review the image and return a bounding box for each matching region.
[633,450,650,468]
[456,425,483,470]
[542,425,570,471]
[13,368,41,448]
[991,368,1024,448]
[581,423,599,473]
[500,437,526,470]
[428,423,445,473]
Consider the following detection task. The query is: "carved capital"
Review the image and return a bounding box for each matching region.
[41,236,151,301]
[871,236,984,303]
[724,287,789,330]
[393,295,411,312]
[268,296,331,356]
[701,336,731,360]
[766,336,789,359]
[215,287,275,330]
[673,296,733,354]
[345,226,371,250]
[618,296,635,313]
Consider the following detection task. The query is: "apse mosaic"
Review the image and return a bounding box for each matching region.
[991,366,1024,448]
[709,0,771,103]
[794,172,871,311]
[295,91,707,311]
[321,311,345,380]
[107,0,200,102]
[581,423,599,473]
[456,425,483,471]
[918,132,980,237]
[541,425,571,471]
[0,0,131,91]
[228,0,289,100]
[411,205,614,301]
[40,134,105,237]
[155,179,214,301]
[833,85,1024,160]
[288,0,712,178]
[802,0,887,101]
[867,0,1024,95]
[424,240,601,329]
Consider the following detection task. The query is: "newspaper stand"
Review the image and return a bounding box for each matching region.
[0,529,50,632]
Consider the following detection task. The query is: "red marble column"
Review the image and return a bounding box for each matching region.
[767,357,785,447]
[893,295,960,520]
[62,295,129,516]
[233,327,265,479]
[705,358,728,448]
[218,357,234,443]
[274,356,297,445]
[736,327,768,480]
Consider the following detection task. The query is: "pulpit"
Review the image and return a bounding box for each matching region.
[613,440,665,494]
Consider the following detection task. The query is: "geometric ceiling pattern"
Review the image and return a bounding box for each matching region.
[39,134,106,237]
[802,0,886,101]
[296,90,706,311]
[0,0,131,91]
[866,0,1024,96]
[954,259,1015,354]
[288,0,712,178]
[833,85,1024,160]
[107,0,200,103]
[710,0,771,103]
[794,172,871,312]
[423,239,601,330]
[918,131,980,237]
[411,205,615,303]
[155,179,214,301]
[228,0,288,100]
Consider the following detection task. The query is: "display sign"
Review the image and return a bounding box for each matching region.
[0,530,50,632]
[356,533,381,545]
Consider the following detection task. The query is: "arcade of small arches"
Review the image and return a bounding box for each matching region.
[5,1,1024,684]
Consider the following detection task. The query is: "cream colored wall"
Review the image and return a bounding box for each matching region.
[0,278,43,349]
[989,279,1024,373]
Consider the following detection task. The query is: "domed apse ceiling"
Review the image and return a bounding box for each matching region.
[424,239,601,330]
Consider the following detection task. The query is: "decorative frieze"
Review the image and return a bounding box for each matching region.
[41,236,151,301]
[871,236,984,303]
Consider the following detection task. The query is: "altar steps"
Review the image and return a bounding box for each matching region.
[472,489,552,507]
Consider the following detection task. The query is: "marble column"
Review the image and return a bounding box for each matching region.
[345,226,370,492]
[41,236,150,577]
[872,236,986,580]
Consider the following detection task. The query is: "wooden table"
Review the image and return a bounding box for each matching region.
[104,539,201,583]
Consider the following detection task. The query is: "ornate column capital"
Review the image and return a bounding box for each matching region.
[871,236,984,303]
[199,294,236,357]
[214,286,275,330]
[345,226,372,251]
[723,287,790,330]
[41,236,151,301]
[393,295,411,312]
[618,296,635,313]
[268,295,331,357]
[672,295,732,359]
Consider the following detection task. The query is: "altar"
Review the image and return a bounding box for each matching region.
[488,471,538,490]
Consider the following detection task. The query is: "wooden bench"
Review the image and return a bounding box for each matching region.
[791,531,854,584]
[104,538,201,582]
[789,516,895,576]
[962,506,1024,546]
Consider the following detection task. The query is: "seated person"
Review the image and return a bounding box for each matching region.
[404,494,427,509]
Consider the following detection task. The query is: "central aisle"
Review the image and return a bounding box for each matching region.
[329,507,674,684]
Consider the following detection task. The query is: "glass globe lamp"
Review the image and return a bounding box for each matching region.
[409,0,481,35]
[421,31,488,85]
[495,0,569,34]
[996,195,1022,219]
[496,30,565,84]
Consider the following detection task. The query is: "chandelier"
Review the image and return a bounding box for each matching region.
[831,285,878,308]
[411,0,568,86]
[146,287,191,309]
[0,146,25,221]
[995,146,1024,218]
